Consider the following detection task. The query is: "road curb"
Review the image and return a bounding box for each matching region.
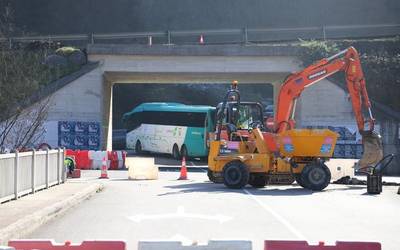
[0,182,104,245]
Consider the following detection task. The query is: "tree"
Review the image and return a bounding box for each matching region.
[0,3,52,152]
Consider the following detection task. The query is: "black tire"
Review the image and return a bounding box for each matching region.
[301,162,331,191]
[135,140,143,154]
[249,174,267,188]
[207,169,215,182]
[207,169,223,183]
[222,161,249,189]
[180,144,188,158]
[294,174,310,189]
[172,144,180,160]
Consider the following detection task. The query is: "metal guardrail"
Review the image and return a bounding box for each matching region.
[0,149,65,203]
[0,24,399,47]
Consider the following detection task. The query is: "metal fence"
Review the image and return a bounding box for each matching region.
[0,24,399,48]
[0,149,65,203]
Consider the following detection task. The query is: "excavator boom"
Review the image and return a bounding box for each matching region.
[274,47,383,168]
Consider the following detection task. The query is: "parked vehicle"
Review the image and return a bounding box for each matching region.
[123,102,215,159]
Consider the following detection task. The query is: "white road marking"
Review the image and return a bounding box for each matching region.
[128,206,232,223]
[243,189,307,240]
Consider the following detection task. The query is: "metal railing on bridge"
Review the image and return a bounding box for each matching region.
[0,149,66,203]
[0,23,399,48]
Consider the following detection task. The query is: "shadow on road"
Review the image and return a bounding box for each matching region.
[159,181,368,196]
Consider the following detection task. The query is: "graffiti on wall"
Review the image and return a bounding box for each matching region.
[58,121,100,150]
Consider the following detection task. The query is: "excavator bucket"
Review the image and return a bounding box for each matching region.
[358,131,383,170]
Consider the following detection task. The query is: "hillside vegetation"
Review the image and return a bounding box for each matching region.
[299,38,400,112]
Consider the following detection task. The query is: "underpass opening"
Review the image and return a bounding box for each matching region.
[102,72,282,151]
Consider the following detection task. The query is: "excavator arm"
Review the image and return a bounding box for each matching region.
[274,46,382,168]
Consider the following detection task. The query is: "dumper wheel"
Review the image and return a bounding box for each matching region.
[249,174,267,188]
[223,161,249,189]
[294,174,310,189]
[207,169,215,182]
[301,162,331,191]
[207,169,223,183]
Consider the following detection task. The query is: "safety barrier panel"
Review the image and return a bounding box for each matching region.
[65,150,126,170]
[8,240,126,250]
[138,240,252,250]
[264,240,381,250]
[0,149,65,203]
[2,240,382,250]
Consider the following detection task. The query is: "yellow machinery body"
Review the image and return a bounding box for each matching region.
[278,129,338,158]
[208,128,338,188]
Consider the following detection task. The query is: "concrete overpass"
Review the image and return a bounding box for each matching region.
[42,44,356,151]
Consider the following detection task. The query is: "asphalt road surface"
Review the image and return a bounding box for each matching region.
[28,169,400,250]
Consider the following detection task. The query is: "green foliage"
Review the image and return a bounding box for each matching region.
[360,52,400,111]
[0,48,82,120]
[298,39,400,111]
[298,40,339,66]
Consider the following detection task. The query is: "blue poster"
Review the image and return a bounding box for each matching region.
[58,121,100,150]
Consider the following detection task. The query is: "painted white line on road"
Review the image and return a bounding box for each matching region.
[128,206,232,223]
[243,189,307,240]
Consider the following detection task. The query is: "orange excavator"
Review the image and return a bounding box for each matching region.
[208,47,383,191]
[274,46,383,169]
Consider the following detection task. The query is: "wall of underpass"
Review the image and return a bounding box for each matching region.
[33,44,398,175]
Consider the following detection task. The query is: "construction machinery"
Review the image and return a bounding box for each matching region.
[208,47,383,191]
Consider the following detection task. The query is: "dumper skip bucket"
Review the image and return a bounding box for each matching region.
[277,129,338,158]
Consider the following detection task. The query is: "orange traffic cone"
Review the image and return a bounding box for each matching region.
[99,156,109,179]
[178,156,188,180]
[199,35,204,44]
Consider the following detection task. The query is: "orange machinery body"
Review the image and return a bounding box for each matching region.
[208,47,380,189]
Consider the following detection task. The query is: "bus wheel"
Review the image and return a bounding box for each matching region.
[135,140,143,154]
[180,145,188,159]
[172,144,180,160]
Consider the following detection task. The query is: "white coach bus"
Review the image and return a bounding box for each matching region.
[122,103,216,159]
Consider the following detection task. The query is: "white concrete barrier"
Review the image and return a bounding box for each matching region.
[138,240,252,250]
[127,157,158,180]
[325,158,357,181]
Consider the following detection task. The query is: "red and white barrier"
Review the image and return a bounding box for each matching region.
[65,150,126,170]
[116,150,126,169]
[264,240,381,250]
[8,240,126,250]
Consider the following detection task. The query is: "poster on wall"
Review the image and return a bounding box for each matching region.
[58,121,100,150]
